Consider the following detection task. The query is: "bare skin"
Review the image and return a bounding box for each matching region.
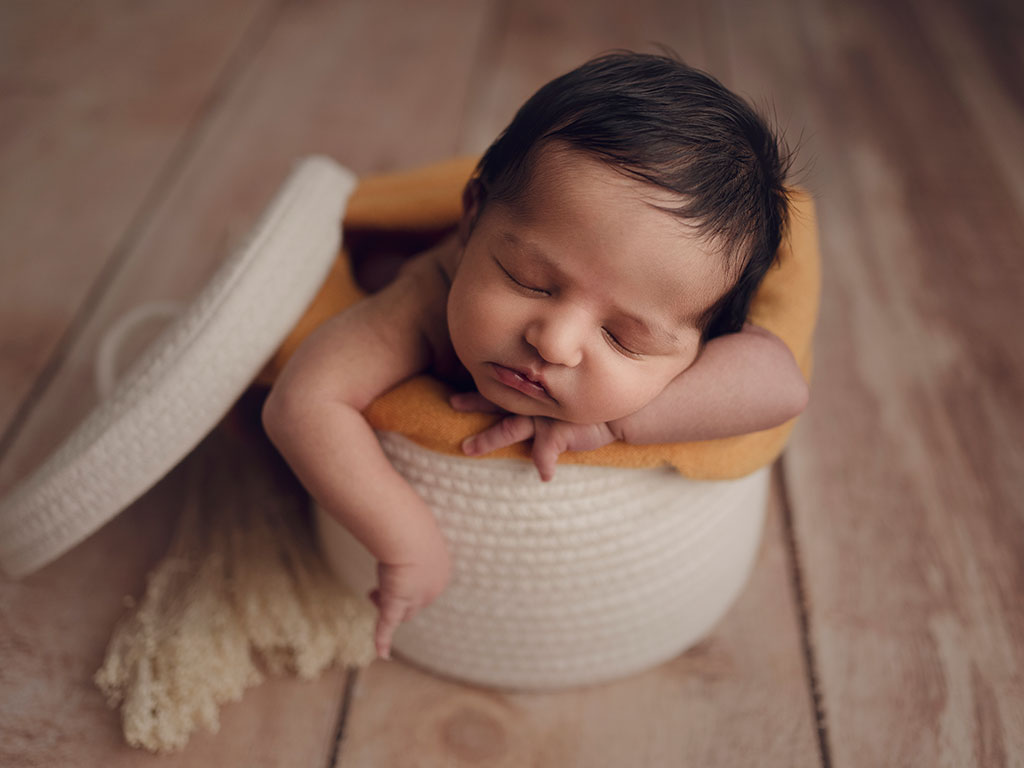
[263,147,808,659]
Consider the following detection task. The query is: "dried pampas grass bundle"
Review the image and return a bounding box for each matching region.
[94,416,376,753]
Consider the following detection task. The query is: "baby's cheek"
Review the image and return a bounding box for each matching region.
[569,370,650,423]
[606,368,676,419]
[449,286,497,359]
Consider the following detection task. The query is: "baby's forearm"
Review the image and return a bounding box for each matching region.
[612,324,808,445]
[263,394,444,566]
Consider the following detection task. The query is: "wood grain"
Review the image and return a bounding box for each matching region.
[908,0,1024,215]
[337,479,819,768]
[0,0,276,439]
[755,0,1024,764]
[456,0,723,154]
[0,417,351,767]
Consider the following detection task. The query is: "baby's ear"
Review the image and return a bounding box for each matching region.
[458,179,484,244]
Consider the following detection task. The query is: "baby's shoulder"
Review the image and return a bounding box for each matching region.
[388,238,455,316]
[373,237,458,364]
[346,236,468,389]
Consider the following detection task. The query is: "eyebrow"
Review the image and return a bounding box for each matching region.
[497,231,683,348]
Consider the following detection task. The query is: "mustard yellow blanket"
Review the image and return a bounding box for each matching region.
[258,157,820,480]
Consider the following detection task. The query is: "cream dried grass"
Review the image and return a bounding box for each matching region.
[94,425,376,753]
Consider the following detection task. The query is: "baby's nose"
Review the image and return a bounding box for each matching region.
[524,311,585,368]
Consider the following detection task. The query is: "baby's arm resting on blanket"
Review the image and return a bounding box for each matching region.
[262,261,450,660]
[612,322,809,444]
[455,323,808,478]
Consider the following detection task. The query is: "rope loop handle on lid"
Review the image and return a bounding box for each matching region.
[94,302,183,399]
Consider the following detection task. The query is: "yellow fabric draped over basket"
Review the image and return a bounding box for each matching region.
[258,157,820,480]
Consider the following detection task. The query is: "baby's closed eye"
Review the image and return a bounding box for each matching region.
[494,256,550,296]
[602,328,644,358]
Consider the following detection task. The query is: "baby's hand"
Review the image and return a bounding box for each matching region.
[450,392,620,481]
[369,542,451,660]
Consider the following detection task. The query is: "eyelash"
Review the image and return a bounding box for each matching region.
[603,328,643,359]
[495,257,644,359]
[496,259,549,295]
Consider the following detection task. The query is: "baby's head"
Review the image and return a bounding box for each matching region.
[448,52,792,424]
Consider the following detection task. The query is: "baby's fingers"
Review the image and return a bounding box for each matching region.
[374,594,413,660]
[531,427,566,482]
[531,446,559,482]
[462,414,535,456]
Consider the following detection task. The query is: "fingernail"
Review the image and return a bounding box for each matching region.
[461,437,477,455]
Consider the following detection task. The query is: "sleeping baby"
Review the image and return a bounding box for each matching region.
[262,52,808,660]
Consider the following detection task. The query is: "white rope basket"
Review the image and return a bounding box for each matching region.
[317,431,769,690]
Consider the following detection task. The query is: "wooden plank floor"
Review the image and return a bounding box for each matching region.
[1,0,1021,765]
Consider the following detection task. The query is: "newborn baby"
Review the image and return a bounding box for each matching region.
[263,52,808,659]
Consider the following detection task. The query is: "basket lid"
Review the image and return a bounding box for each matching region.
[0,156,357,578]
